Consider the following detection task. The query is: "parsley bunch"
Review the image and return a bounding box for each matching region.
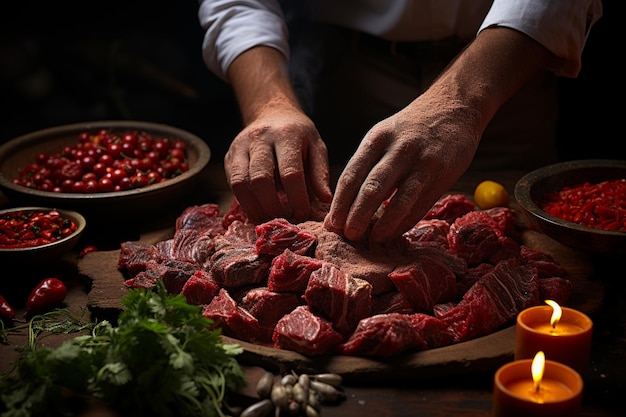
[0,281,245,417]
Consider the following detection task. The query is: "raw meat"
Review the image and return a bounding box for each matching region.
[371,291,414,315]
[338,313,422,357]
[117,193,573,358]
[308,220,399,295]
[267,249,323,293]
[255,218,317,256]
[404,219,451,248]
[304,263,372,336]
[180,270,220,305]
[240,287,302,343]
[118,241,161,276]
[202,288,261,342]
[273,306,344,356]
[209,238,272,288]
[448,211,510,265]
[439,259,539,343]
[422,193,476,223]
[389,259,457,313]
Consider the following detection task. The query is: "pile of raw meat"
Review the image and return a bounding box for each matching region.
[117,194,572,357]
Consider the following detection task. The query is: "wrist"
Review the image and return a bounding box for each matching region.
[228,46,302,124]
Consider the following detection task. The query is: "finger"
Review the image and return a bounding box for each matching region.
[369,162,454,243]
[368,173,431,242]
[275,146,310,222]
[342,157,403,241]
[325,132,388,233]
[226,150,267,222]
[248,142,289,219]
[325,157,372,234]
[305,140,332,204]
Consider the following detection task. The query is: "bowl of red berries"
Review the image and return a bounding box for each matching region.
[0,121,211,219]
[0,206,86,263]
[514,159,626,254]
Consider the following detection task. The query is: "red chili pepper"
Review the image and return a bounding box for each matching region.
[0,294,15,322]
[24,277,67,318]
[79,245,98,257]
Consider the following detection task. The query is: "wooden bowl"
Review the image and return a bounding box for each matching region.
[514,159,626,254]
[0,206,86,263]
[0,121,211,219]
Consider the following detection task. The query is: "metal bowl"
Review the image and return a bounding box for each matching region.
[0,206,86,263]
[514,159,626,254]
[0,120,211,219]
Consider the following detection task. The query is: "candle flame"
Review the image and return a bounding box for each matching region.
[545,299,562,328]
[531,351,546,393]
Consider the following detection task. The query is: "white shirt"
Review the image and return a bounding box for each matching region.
[198,0,602,81]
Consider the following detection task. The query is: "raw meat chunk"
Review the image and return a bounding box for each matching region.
[539,277,573,305]
[448,211,507,265]
[273,306,343,355]
[422,193,476,224]
[267,249,323,293]
[404,219,450,248]
[118,241,161,276]
[181,270,220,305]
[124,259,197,294]
[240,287,302,343]
[338,313,421,357]
[255,218,317,256]
[175,203,222,232]
[304,263,372,336]
[202,289,261,342]
[484,206,520,240]
[520,245,569,278]
[223,219,257,245]
[440,259,539,342]
[389,258,457,313]
[410,313,455,349]
[371,292,414,315]
[209,238,272,289]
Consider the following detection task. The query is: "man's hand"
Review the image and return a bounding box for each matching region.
[324,91,481,243]
[325,27,553,243]
[225,107,331,223]
[226,46,332,223]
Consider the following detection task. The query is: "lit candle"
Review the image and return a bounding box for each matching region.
[492,352,583,417]
[515,300,593,376]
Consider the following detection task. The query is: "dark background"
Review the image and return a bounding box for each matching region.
[0,1,620,166]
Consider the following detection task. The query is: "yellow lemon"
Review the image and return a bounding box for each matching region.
[474,180,510,209]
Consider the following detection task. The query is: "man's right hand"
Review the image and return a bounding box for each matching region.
[224,105,332,224]
[225,46,332,223]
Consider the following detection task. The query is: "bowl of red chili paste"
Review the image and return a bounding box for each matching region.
[515,159,626,254]
[0,120,211,219]
[0,206,86,263]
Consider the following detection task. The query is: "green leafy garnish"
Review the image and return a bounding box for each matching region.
[0,280,245,417]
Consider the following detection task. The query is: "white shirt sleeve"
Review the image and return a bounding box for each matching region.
[198,0,289,82]
[479,0,603,77]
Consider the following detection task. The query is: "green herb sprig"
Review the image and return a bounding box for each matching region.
[0,280,245,417]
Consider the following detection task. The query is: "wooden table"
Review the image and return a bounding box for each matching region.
[1,163,624,417]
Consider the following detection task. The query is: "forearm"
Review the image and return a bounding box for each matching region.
[428,26,554,135]
[227,46,302,125]
[198,0,289,81]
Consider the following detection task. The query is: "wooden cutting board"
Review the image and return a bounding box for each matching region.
[78,227,602,383]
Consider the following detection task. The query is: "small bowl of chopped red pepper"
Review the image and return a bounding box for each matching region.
[0,120,211,219]
[515,159,626,254]
[0,206,86,263]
